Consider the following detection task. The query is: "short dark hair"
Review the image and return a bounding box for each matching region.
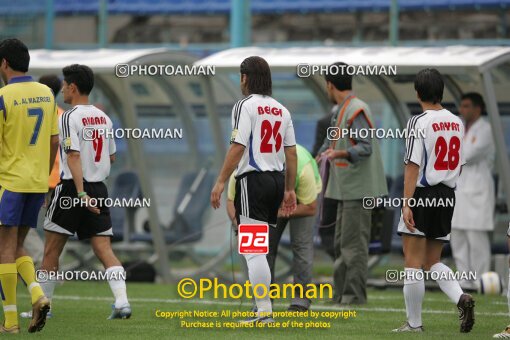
[0,38,30,73]
[461,92,485,112]
[62,64,94,95]
[414,68,444,104]
[325,62,352,91]
[240,56,272,96]
[39,74,62,98]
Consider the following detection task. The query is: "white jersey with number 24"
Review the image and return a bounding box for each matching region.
[230,94,296,177]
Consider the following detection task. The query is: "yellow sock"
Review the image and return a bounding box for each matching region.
[16,256,44,305]
[0,263,18,328]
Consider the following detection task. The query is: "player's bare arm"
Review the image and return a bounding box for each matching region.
[49,134,59,175]
[210,142,245,209]
[110,154,116,164]
[402,162,419,232]
[282,145,297,216]
[67,150,100,214]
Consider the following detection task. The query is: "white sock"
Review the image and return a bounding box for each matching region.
[40,280,57,304]
[507,272,510,316]
[430,262,463,304]
[403,268,424,328]
[244,254,272,316]
[106,266,129,308]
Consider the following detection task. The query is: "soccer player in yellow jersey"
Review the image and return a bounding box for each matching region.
[0,38,59,334]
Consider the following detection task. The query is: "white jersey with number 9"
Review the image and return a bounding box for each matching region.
[60,104,116,182]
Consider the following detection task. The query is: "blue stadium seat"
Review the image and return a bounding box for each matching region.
[55,0,99,14]
[130,169,214,244]
[389,174,404,253]
[108,0,230,15]
[110,171,143,242]
[367,176,395,255]
[0,0,45,15]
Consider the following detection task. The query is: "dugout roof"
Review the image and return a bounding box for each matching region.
[30,48,171,71]
[194,45,510,73]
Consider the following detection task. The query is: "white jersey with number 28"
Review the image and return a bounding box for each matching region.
[230,94,296,177]
[404,109,465,188]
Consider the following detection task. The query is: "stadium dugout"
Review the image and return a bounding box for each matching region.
[28,48,236,283]
[195,46,510,270]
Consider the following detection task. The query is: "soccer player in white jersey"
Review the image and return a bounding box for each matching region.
[42,64,131,320]
[393,68,474,333]
[210,56,297,323]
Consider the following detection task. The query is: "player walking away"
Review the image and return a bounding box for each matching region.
[0,38,59,334]
[42,64,131,320]
[393,68,474,333]
[226,144,322,312]
[210,56,297,324]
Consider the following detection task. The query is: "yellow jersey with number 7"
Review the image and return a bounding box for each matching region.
[0,76,59,193]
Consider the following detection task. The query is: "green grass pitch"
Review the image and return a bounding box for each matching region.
[9,281,509,339]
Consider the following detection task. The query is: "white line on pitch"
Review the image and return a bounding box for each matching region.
[369,295,507,303]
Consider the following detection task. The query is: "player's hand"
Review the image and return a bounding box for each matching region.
[322,149,336,160]
[210,181,224,209]
[280,190,297,217]
[82,195,101,215]
[322,149,348,160]
[402,206,415,232]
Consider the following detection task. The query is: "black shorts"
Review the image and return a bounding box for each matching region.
[397,183,455,241]
[234,171,285,226]
[44,180,113,240]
